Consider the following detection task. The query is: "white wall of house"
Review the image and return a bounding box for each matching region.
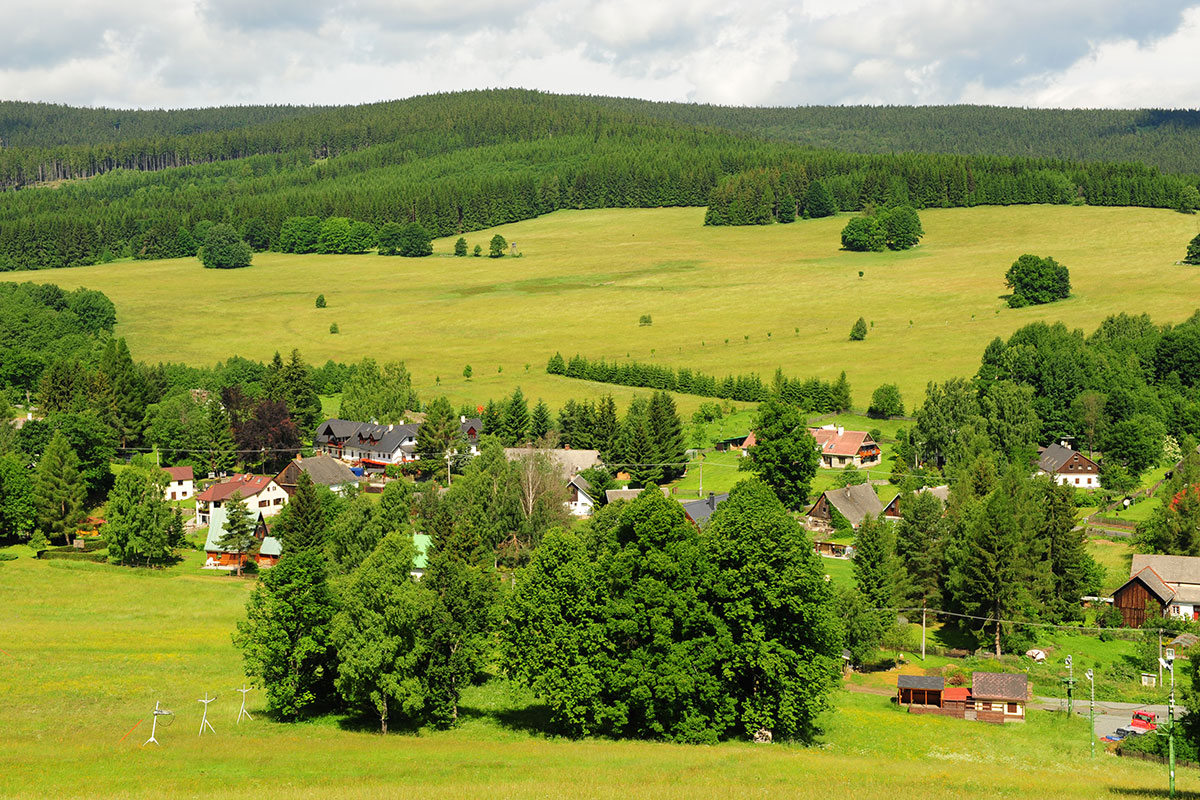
[164,479,194,501]
[1039,470,1100,489]
[567,490,595,517]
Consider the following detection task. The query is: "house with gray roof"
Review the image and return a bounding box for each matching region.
[680,492,729,527]
[275,454,360,496]
[1114,554,1200,627]
[1036,439,1100,489]
[315,416,483,467]
[806,484,889,532]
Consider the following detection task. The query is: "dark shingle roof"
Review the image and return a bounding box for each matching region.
[971,672,1028,702]
[680,492,729,526]
[897,675,944,691]
[819,484,884,527]
[291,455,358,487]
[1119,566,1175,605]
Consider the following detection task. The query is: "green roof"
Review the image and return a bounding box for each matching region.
[412,533,431,571]
[204,505,281,557]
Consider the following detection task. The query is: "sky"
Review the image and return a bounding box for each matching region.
[3,0,1200,109]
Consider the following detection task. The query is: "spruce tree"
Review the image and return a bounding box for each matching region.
[594,395,619,463]
[529,400,552,441]
[803,180,836,218]
[776,187,796,223]
[647,391,685,482]
[852,514,901,626]
[618,397,660,486]
[481,399,503,435]
[99,338,147,448]
[831,371,852,412]
[1039,478,1095,621]
[895,491,944,608]
[416,396,463,478]
[218,493,257,576]
[281,349,322,436]
[279,472,326,555]
[202,400,236,474]
[950,488,1027,655]
[502,388,529,445]
[33,430,85,544]
[849,317,868,341]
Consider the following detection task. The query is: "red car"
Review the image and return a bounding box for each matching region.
[1129,710,1157,732]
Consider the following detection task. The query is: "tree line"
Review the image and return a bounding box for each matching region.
[2,90,1198,270]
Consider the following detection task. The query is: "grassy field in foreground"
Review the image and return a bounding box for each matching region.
[5,205,1200,415]
[0,545,1191,799]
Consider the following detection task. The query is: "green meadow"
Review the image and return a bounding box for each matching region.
[1,545,1190,800]
[5,204,1199,415]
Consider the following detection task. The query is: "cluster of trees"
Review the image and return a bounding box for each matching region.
[1005,254,1071,307]
[548,353,851,412]
[3,91,1198,270]
[840,206,923,251]
[903,311,1200,499]
[278,216,377,255]
[200,223,253,269]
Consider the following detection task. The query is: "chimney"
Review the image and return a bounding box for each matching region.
[707,491,716,510]
[836,425,844,437]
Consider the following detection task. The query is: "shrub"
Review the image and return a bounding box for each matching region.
[200,223,252,269]
[849,317,868,341]
[1185,233,1200,265]
[473,244,482,257]
[330,323,339,334]
[454,237,468,257]
[869,383,904,418]
[639,314,652,326]
[840,216,886,252]
[315,294,326,308]
[0,553,18,562]
[1005,253,1070,307]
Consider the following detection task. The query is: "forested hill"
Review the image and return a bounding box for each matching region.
[582,100,1200,175]
[2,89,1200,271]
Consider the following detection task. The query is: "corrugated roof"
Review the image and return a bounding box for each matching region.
[971,672,1028,702]
[897,675,943,690]
[817,483,884,527]
[1130,554,1200,586]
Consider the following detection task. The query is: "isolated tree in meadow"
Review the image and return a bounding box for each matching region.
[488,234,507,258]
[33,430,85,544]
[802,180,836,218]
[454,237,468,257]
[849,317,868,341]
[218,492,257,576]
[703,479,843,741]
[235,550,338,719]
[1005,253,1070,307]
[1185,233,1200,265]
[315,294,326,308]
[739,397,819,511]
[473,244,482,257]
[200,223,252,269]
[840,216,886,252]
[881,205,923,250]
[869,383,904,418]
[333,531,430,734]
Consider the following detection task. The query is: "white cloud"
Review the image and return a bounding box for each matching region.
[0,0,1196,108]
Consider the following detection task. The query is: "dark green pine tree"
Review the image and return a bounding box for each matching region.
[529,400,552,442]
[33,430,86,544]
[594,395,619,463]
[895,491,944,608]
[279,472,326,555]
[1038,479,1094,621]
[218,492,257,576]
[852,514,902,627]
[263,351,286,403]
[647,391,685,482]
[202,401,236,474]
[831,371,852,413]
[281,349,322,436]
[776,187,797,223]
[502,387,529,446]
[417,396,464,478]
[481,399,503,436]
[618,398,660,487]
[557,400,578,448]
[99,338,147,448]
[802,180,837,218]
[950,488,1028,656]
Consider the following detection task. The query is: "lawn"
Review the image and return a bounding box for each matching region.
[1,547,1189,799]
[6,205,1200,417]
[1089,537,1135,595]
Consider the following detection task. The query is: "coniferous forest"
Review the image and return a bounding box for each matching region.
[1,90,1199,270]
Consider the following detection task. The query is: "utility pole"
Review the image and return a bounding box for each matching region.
[1158,650,1176,799]
[698,459,703,498]
[1159,629,1164,687]
[1086,668,1095,759]
[1064,655,1075,716]
[920,603,926,661]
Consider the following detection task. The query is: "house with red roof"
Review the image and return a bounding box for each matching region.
[162,465,194,502]
[810,425,881,469]
[194,473,288,526]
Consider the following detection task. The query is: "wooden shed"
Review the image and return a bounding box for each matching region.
[1113,566,1173,628]
[897,675,943,711]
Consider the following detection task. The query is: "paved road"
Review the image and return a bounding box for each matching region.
[1034,696,1184,738]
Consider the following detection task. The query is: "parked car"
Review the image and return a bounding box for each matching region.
[1130,710,1158,732]
[1103,729,1129,742]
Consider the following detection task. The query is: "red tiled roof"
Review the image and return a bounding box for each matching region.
[810,427,876,457]
[742,431,757,449]
[195,474,274,502]
[943,687,970,701]
[163,466,193,482]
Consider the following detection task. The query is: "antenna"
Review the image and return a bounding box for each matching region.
[143,701,174,746]
[198,693,217,736]
[235,685,254,724]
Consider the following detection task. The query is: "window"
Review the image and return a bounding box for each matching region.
[259,500,268,508]
[274,498,283,506]
[1007,703,1018,714]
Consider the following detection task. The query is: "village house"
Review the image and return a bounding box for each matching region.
[202,505,282,569]
[810,425,881,469]
[680,491,729,527]
[194,473,289,525]
[605,488,644,503]
[504,447,603,516]
[567,474,596,517]
[1113,554,1200,626]
[1036,438,1100,488]
[162,465,194,501]
[314,417,483,467]
[806,484,900,533]
[274,454,360,496]
[896,672,1026,723]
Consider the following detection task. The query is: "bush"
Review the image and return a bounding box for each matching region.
[473,244,482,257]
[200,223,253,269]
[840,216,886,252]
[489,234,507,258]
[639,314,652,326]
[315,294,326,308]
[330,323,339,334]
[454,237,468,257]
[881,206,923,249]
[1005,253,1070,307]
[850,317,868,341]
[868,383,904,418]
[1185,233,1200,265]
[0,552,17,562]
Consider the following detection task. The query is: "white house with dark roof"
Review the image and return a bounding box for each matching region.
[315,417,484,466]
[1036,439,1100,488]
[567,474,596,517]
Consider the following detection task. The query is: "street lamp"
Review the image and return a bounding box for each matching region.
[1064,655,1075,715]
[1085,668,1095,759]
[1158,650,1176,799]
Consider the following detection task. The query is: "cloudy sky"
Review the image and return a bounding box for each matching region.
[4,0,1200,109]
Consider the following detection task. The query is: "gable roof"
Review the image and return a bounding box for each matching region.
[816,484,884,527]
[606,488,644,503]
[680,492,729,526]
[203,505,281,556]
[897,674,943,691]
[1116,566,1175,605]
[195,474,276,503]
[163,465,193,482]
[568,473,593,500]
[504,448,602,480]
[315,418,362,441]
[971,672,1028,702]
[1130,554,1200,586]
[918,484,951,504]
[1037,443,1098,473]
[810,426,874,457]
[280,454,358,487]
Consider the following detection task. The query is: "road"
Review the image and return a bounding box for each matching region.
[1035,696,1185,738]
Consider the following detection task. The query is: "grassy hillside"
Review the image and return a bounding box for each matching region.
[6,204,1199,414]
[0,546,1188,800]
